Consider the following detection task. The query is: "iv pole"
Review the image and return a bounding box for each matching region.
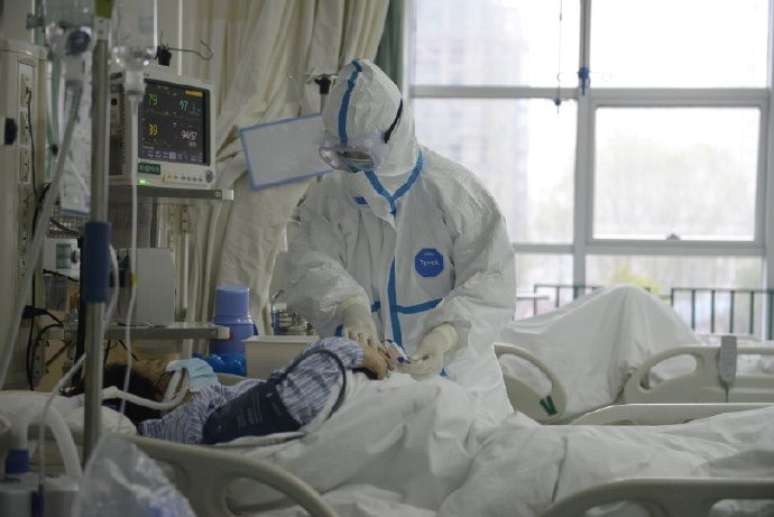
[82,4,112,461]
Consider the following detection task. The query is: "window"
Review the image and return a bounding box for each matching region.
[593,107,760,241]
[410,0,774,330]
[413,99,576,243]
[591,0,768,88]
[413,0,579,86]
[587,256,764,336]
[515,254,574,319]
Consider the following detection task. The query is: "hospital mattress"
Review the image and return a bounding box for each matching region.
[142,374,774,517]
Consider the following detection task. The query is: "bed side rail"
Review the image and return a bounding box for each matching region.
[124,434,338,517]
[541,477,774,517]
[570,402,771,425]
[623,346,774,404]
[494,342,568,423]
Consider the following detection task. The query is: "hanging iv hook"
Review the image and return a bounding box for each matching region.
[156,39,214,66]
[554,0,564,109]
[173,40,214,61]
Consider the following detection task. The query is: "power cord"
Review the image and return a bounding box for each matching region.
[25,88,36,196]
[26,322,63,390]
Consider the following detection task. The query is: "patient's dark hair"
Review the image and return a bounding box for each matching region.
[99,364,162,425]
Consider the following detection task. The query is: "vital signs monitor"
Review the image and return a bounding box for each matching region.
[109,67,216,189]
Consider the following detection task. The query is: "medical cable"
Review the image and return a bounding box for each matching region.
[26,87,37,197]
[115,339,138,360]
[117,93,141,431]
[26,323,62,390]
[37,352,87,491]
[25,319,37,389]
[0,82,83,389]
[554,0,564,109]
[49,218,80,236]
[42,269,79,281]
[44,340,73,369]
[104,244,120,324]
[100,375,190,412]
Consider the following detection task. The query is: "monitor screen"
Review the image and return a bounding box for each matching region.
[138,80,209,165]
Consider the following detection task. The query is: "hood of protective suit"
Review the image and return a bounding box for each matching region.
[322,59,419,183]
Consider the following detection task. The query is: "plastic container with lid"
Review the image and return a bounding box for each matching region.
[208,285,257,375]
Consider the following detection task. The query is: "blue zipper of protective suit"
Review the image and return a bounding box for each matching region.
[364,152,423,215]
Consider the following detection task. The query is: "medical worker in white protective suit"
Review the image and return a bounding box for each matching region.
[284,59,515,419]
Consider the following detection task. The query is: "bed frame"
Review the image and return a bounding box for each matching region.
[123,402,773,517]
[495,342,774,423]
[494,343,569,423]
[541,477,774,517]
[124,434,337,517]
[624,345,774,403]
[570,402,771,425]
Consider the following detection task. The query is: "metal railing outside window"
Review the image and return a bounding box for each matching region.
[519,284,774,340]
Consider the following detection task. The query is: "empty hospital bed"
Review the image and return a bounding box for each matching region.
[496,285,774,423]
[496,341,774,423]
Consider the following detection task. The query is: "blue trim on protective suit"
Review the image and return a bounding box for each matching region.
[387,261,403,347]
[362,152,424,216]
[364,170,395,212]
[354,196,367,205]
[371,300,381,312]
[386,261,442,350]
[393,152,423,202]
[338,60,362,145]
[396,298,441,314]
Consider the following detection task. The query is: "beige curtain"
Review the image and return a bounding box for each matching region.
[178,0,389,340]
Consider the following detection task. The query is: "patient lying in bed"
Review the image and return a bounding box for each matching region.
[101,337,391,445]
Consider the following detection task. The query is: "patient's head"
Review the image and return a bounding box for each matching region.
[72,363,164,425]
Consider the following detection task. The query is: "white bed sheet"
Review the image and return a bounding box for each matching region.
[212,373,774,517]
[498,286,701,416]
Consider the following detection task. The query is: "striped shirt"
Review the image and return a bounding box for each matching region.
[139,337,364,444]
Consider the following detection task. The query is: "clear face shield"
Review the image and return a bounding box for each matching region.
[319,133,388,173]
[319,100,403,173]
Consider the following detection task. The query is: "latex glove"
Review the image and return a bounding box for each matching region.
[339,297,379,349]
[400,324,458,380]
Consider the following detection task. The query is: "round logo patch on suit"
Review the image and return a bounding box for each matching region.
[414,248,445,278]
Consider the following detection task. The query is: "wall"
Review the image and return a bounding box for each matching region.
[0,0,34,42]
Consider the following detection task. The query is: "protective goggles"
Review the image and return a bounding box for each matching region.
[319,142,382,173]
[319,100,403,173]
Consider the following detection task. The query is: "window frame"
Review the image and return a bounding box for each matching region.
[585,90,769,251]
[407,0,774,295]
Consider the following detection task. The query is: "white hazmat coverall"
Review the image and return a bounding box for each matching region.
[284,59,515,421]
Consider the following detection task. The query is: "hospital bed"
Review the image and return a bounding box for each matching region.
[124,434,337,517]
[127,440,774,517]
[542,477,774,517]
[623,343,774,403]
[4,376,773,517]
[122,401,774,517]
[495,341,774,424]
